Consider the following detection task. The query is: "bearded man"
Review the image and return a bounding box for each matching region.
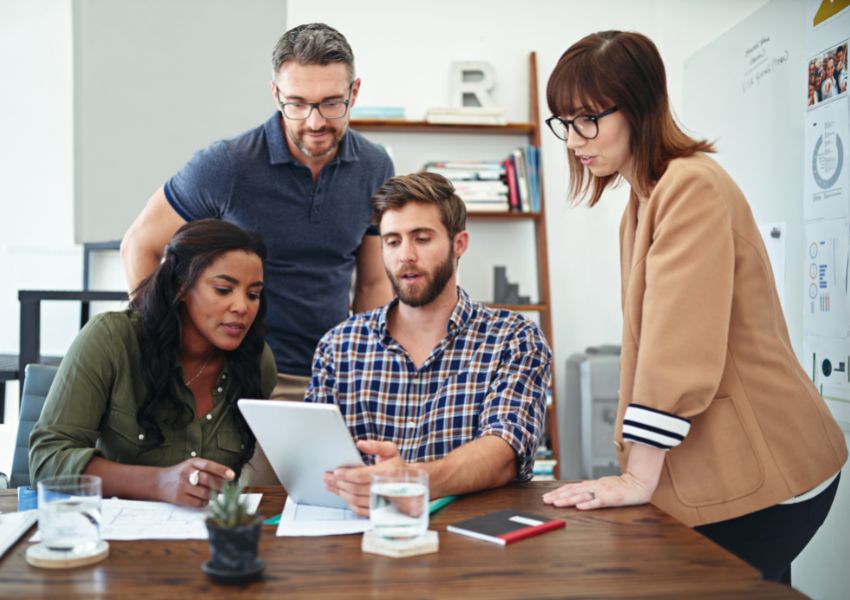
[305,172,552,515]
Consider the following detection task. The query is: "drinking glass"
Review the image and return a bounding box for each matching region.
[37,474,102,555]
[369,470,429,541]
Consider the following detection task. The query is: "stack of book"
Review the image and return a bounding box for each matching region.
[351,106,405,120]
[533,445,555,480]
[501,145,541,213]
[423,144,542,214]
[424,106,507,125]
[424,161,510,212]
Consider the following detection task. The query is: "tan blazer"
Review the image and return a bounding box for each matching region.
[616,153,847,527]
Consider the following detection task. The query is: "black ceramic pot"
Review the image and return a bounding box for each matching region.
[205,517,263,576]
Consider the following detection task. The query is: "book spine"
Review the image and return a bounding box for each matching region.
[502,158,519,211]
[512,148,530,212]
[498,519,566,544]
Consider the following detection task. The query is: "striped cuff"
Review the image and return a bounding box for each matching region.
[622,404,691,450]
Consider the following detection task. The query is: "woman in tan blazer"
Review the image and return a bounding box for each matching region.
[541,31,847,584]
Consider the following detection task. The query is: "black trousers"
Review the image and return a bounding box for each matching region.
[695,472,841,585]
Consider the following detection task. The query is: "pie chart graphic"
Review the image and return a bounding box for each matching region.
[812,132,844,190]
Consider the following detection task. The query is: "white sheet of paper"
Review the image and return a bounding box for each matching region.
[0,510,37,557]
[30,494,262,541]
[275,497,370,537]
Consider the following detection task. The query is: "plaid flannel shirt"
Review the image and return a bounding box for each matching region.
[305,288,551,480]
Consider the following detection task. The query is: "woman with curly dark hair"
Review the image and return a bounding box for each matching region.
[30,219,276,507]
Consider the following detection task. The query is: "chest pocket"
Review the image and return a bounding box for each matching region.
[103,407,169,465]
[217,428,245,457]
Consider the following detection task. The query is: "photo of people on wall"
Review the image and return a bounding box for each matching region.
[808,41,848,106]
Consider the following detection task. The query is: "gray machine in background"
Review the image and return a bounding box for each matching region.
[558,346,621,480]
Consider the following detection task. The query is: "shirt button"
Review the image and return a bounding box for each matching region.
[407,420,416,428]
[217,387,223,393]
[138,433,145,441]
[221,373,227,379]
[190,451,197,457]
[206,414,213,421]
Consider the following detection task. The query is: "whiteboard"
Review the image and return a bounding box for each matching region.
[682,0,806,358]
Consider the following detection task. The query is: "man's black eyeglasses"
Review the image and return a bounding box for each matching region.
[275,82,354,120]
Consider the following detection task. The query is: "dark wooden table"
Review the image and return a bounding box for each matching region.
[0,482,805,598]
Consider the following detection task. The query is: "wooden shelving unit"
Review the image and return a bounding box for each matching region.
[352,52,559,477]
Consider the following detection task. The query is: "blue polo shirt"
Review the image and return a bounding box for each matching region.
[164,114,394,376]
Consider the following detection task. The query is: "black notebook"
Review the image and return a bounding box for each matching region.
[447,509,566,545]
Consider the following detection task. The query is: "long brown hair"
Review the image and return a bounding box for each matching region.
[546,30,714,205]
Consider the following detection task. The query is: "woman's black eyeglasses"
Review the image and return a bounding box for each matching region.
[546,106,619,141]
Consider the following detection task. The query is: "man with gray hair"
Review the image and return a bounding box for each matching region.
[121,23,394,406]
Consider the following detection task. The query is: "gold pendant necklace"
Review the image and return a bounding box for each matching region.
[184,351,216,387]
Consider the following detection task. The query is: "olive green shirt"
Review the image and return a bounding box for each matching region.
[29,311,277,484]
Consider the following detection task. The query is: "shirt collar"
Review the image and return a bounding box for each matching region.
[264,112,359,166]
[374,287,474,345]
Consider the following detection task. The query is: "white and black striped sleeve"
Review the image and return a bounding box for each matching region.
[622,404,691,450]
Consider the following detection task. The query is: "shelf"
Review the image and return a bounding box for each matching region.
[350,119,535,135]
[467,211,540,221]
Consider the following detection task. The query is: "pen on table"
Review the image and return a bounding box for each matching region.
[429,495,457,514]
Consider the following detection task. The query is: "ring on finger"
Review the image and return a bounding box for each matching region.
[588,490,596,501]
[188,469,200,486]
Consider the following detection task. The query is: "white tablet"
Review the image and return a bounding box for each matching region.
[237,400,364,509]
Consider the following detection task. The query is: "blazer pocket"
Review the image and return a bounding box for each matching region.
[666,396,764,506]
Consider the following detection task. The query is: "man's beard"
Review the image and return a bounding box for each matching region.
[287,122,345,158]
[387,247,455,308]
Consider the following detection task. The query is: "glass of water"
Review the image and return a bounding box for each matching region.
[37,474,102,555]
[369,469,429,541]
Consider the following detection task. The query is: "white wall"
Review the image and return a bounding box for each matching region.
[0,0,79,461]
[794,440,850,600]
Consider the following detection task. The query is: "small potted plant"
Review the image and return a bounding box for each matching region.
[202,481,264,583]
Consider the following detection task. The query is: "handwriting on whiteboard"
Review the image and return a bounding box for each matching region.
[742,35,789,94]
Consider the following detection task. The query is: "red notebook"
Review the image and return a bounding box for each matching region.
[447,509,566,545]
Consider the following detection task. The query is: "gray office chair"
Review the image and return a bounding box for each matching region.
[9,364,58,488]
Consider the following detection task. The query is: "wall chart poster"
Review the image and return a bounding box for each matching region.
[806,0,850,426]
[804,219,850,337]
[803,336,850,401]
[804,94,849,220]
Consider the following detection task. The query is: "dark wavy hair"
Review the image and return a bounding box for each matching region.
[128,219,268,470]
[547,30,714,205]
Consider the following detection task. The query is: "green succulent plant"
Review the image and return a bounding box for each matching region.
[206,481,256,528]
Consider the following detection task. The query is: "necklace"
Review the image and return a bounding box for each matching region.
[184,351,216,387]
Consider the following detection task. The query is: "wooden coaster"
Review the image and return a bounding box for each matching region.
[361,530,439,558]
[26,540,110,569]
